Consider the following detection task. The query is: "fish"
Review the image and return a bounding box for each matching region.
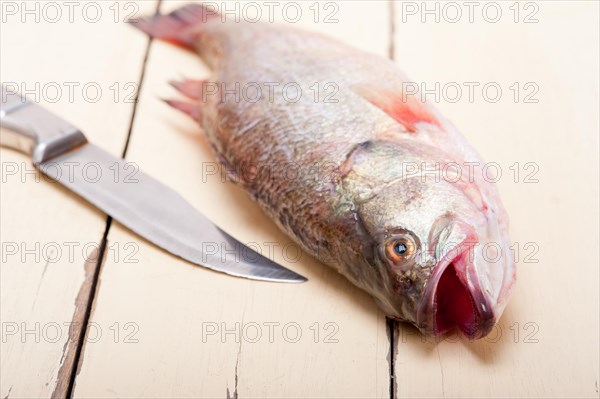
[131,3,516,339]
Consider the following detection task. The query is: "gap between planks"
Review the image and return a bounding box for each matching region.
[51,1,162,397]
[387,1,399,399]
[50,1,400,397]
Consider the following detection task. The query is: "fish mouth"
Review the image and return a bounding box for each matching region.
[417,237,495,340]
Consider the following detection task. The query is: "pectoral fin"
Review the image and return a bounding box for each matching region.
[355,84,441,133]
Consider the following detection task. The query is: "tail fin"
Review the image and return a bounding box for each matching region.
[129,4,219,49]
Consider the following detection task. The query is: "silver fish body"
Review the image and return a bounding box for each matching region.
[133,4,516,338]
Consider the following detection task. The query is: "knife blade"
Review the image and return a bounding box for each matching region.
[0,85,307,283]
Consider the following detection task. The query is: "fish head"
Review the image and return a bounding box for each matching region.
[355,158,515,339]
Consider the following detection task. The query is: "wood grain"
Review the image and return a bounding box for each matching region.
[72,1,391,398]
[0,2,156,397]
[393,1,599,397]
[2,1,598,398]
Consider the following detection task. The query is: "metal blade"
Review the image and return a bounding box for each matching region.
[39,143,307,283]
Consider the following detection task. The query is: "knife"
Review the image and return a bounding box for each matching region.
[0,85,306,283]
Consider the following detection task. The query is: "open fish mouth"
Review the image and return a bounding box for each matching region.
[417,239,495,340]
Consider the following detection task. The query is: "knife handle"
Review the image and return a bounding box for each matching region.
[0,84,88,165]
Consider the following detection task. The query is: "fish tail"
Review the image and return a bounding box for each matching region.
[129,4,220,49]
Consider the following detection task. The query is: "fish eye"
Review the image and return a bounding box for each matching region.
[384,236,415,264]
[393,242,407,255]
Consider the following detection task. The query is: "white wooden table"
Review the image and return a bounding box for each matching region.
[1,1,598,398]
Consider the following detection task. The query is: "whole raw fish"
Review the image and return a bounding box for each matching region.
[132,4,516,339]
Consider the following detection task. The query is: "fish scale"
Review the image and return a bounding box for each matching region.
[131,4,516,338]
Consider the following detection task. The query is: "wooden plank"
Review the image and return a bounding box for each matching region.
[0,2,156,397]
[393,1,599,397]
[72,1,392,398]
